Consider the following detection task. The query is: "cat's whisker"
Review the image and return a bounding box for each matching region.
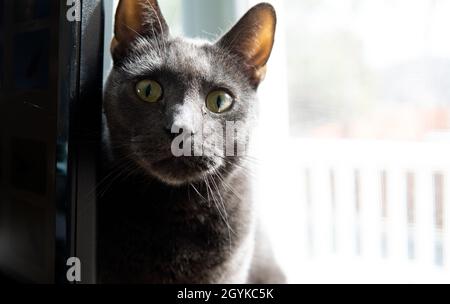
[223,162,256,180]
[216,156,257,176]
[190,183,206,202]
[214,170,244,202]
[205,174,230,232]
[205,174,234,253]
[83,156,133,201]
[96,156,139,199]
[210,172,231,227]
[94,147,145,188]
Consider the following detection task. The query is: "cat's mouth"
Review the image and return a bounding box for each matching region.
[138,155,222,186]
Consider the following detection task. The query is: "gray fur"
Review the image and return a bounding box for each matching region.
[99,1,285,284]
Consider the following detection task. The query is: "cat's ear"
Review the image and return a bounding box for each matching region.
[112,0,169,61]
[217,3,276,88]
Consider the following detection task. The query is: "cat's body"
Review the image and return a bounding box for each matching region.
[98,151,264,284]
[98,0,284,284]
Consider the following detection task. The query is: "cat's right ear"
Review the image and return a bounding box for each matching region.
[217,3,276,88]
[112,0,169,62]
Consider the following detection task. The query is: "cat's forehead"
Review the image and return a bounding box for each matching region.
[121,37,219,78]
[166,38,212,73]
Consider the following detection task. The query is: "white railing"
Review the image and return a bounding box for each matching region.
[257,139,450,283]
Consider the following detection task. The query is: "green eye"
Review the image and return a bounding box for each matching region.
[136,80,163,103]
[206,90,234,113]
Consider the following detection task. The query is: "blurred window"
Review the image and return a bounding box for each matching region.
[285,0,450,141]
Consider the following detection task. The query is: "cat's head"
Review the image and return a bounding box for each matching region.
[104,0,276,186]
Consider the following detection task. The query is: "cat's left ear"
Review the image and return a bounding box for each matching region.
[217,3,276,88]
[112,0,169,62]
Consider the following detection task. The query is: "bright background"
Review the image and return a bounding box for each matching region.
[105,0,450,283]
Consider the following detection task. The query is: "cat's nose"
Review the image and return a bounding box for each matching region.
[165,104,200,139]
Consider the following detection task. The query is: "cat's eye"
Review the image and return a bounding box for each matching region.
[136,80,163,103]
[206,90,234,113]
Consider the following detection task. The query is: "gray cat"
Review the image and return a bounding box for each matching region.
[99,0,285,284]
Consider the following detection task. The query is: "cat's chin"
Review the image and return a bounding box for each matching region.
[138,157,222,186]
